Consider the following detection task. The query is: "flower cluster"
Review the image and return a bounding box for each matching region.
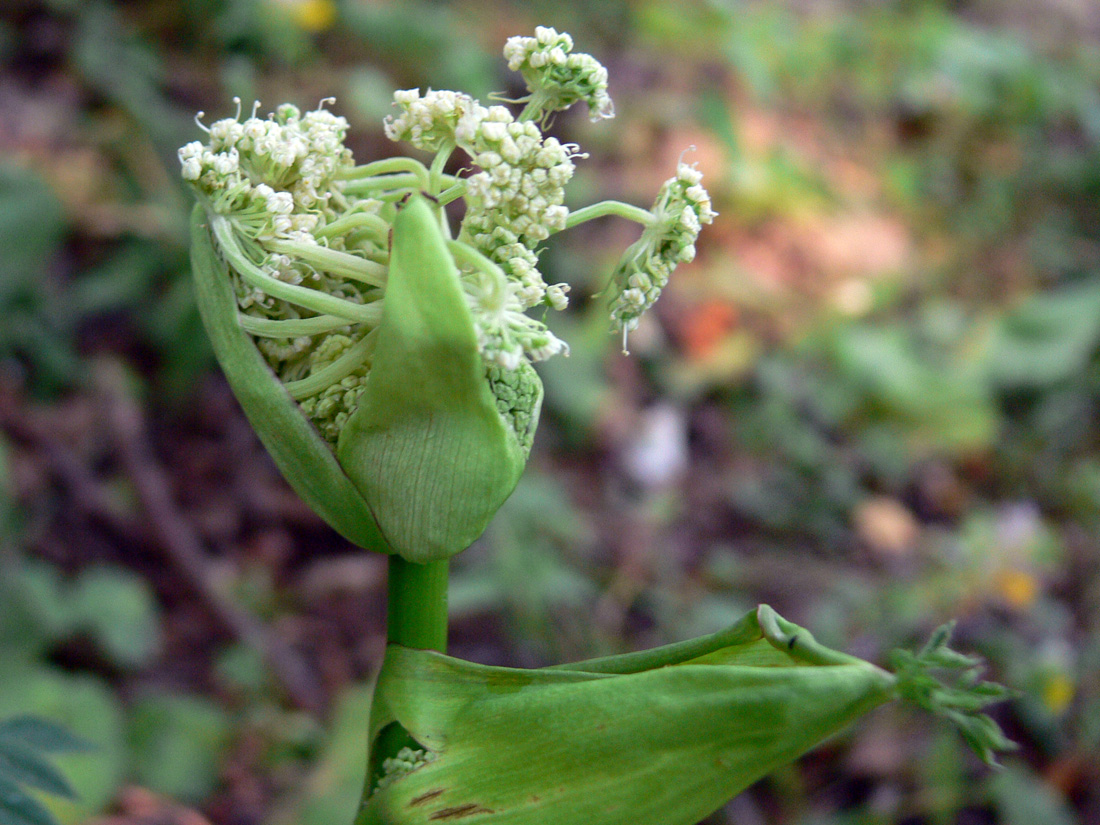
[183,28,716,452]
[503,26,614,123]
[385,91,579,304]
[384,91,580,369]
[180,101,352,219]
[180,100,385,442]
[375,746,436,793]
[461,265,568,371]
[458,106,577,301]
[382,89,481,153]
[607,162,717,341]
[181,28,716,565]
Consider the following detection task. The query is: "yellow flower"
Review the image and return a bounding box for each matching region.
[1041,673,1074,715]
[994,567,1039,610]
[289,0,336,33]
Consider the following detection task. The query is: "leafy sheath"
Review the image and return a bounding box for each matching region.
[190,204,388,552]
[191,196,535,561]
[358,606,896,825]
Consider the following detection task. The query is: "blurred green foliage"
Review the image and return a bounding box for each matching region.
[1,0,1099,823]
[0,716,94,825]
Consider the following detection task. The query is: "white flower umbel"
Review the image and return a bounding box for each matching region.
[184,27,716,414]
[384,89,486,153]
[382,84,584,368]
[450,242,569,371]
[457,105,582,309]
[503,26,614,123]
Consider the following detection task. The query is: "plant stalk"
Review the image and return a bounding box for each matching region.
[386,555,449,652]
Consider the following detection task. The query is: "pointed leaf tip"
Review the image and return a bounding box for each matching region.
[340,196,528,561]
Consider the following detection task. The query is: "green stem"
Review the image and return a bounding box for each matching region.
[284,329,378,400]
[267,240,388,286]
[436,180,467,206]
[386,555,448,652]
[341,157,430,182]
[564,200,654,231]
[447,239,507,281]
[429,142,454,196]
[315,211,389,241]
[518,101,540,122]
[210,217,376,323]
[342,172,426,196]
[238,313,362,338]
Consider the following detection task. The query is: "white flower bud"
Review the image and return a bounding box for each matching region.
[181,158,202,180]
[546,283,570,311]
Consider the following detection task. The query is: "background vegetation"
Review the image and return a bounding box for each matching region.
[1,0,1098,823]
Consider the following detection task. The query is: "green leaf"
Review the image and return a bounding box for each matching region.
[358,607,896,825]
[0,774,58,825]
[190,205,388,552]
[0,164,65,296]
[340,196,527,562]
[126,693,231,804]
[0,562,71,662]
[0,668,125,824]
[0,743,76,800]
[71,566,161,669]
[0,716,90,825]
[988,282,1100,389]
[990,765,1077,825]
[0,719,92,755]
[270,685,374,825]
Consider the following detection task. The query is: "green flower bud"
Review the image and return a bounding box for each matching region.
[185,99,540,561]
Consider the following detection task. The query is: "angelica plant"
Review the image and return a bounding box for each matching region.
[182,27,1010,825]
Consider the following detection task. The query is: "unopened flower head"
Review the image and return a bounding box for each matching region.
[607,161,716,344]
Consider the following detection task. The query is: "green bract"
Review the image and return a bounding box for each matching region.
[358,607,1010,825]
[190,202,386,551]
[191,196,535,561]
[337,196,535,561]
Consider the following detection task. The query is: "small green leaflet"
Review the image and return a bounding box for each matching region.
[0,717,91,825]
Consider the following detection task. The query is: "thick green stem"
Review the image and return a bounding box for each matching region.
[386,555,448,652]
